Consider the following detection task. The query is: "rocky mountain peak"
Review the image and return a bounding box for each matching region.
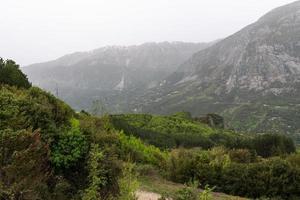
[172,1,300,94]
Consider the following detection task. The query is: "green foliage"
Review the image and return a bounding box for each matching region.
[221,158,300,199]
[198,185,214,200]
[117,162,139,200]
[77,115,124,199]
[251,133,296,157]
[0,58,31,88]
[119,132,168,167]
[167,147,300,199]
[223,102,300,145]
[82,144,107,200]
[225,133,296,158]
[167,147,230,185]
[0,85,74,139]
[286,153,300,168]
[51,118,88,169]
[110,114,242,149]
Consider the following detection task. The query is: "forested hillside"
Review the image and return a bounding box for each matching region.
[1,58,300,200]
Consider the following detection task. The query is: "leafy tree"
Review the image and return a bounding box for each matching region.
[0,58,31,88]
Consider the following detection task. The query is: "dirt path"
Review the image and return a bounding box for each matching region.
[136,190,162,200]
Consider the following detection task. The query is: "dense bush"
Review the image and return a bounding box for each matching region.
[119,132,168,167]
[0,129,51,199]
[51,118,88,169]
[0,85,74,139]
[82,143,122,200]
[0,129,74,200]
[251,133,296,157]
[167,147,300,199]
[0,83,132,199]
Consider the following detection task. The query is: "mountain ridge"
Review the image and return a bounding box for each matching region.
[132,1,300,142]
[23,41,215,111]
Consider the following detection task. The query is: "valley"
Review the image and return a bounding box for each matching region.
[1,1,300,200]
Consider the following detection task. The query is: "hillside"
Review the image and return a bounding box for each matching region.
[136,1,300,143]
[109,113,246,149]
[1,58,300,199]
[22,42,213,113]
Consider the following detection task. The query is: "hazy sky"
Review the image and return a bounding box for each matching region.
[0,0,296,65]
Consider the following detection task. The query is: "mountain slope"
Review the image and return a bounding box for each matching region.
[23,42,213,112]
[137,1,300,141]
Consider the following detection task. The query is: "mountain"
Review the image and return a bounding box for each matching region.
[23,42,213,112]
[136,1,300,142]
[22,1,300,143]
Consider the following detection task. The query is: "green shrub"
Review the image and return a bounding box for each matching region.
[251,134,296,157]
[119,132,168,167]
[167,147,300,199]
[51,118,88,169]
[117,162,139,200]
[0,85,74,139]
[198,185,214,200]
[82,144,107,200]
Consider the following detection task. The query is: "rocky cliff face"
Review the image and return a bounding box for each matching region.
[171,1,300,94]
[136,1,300,142]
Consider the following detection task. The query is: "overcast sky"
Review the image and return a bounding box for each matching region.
[0,0,296,66]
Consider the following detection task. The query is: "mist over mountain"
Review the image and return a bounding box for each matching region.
[23,42,213,111]
[137,1,300,141]
[23,1,300,142]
